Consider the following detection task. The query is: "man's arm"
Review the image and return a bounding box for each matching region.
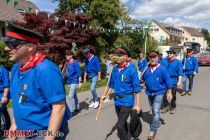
[45,100,66,140]
[133,92,141,112]
[1,87,9,103]
[98,72,101,81]
[177,76,182,88]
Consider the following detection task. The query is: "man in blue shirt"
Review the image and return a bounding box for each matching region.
[83,48,101,109]
[0,65,11,136]
[3,22,71,140]
[62,51,82,116]
[158,53,168,67]
[101,44,141,140]
[141,51,173,140]
[138,53,148,72]
[181,48,198,95]
[161,49,183,114]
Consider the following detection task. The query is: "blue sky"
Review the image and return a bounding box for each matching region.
[28,0,210,30]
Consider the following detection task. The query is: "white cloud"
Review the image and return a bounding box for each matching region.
[129,0,210,29]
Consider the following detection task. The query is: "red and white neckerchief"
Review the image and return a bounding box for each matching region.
[150,63,160,73]
[67,59,74,65]
[19,53,46,71]
[88,54,94,61]
[140,58,145,62]
[118,62,129,71]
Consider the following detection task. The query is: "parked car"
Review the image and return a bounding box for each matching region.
[198,53,210,66]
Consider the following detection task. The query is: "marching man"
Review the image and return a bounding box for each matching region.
[161,48,183,114]
[181,47,198,95]
[101,44,141,140]
[141,51,173,140]
[3,22,71,140]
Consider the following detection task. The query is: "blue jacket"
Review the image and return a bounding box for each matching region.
[182,56,198,74]
[0,66,10,100]
[84,56,101,78]
[109,64,141,107]
[142,64,173,96]
[138,59,148,72]
[66,60,82,84]
[165,58,183,85]
[158,58,168,68]
[10,59,71,130]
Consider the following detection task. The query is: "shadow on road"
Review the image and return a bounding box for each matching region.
[79,98,90,111]
[141,111,165,125]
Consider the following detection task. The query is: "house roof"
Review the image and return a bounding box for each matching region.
[0,0,38,22]
[153,20,182,37]
[181,26,204,37]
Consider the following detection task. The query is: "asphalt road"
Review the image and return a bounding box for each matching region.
[7,66,210,140]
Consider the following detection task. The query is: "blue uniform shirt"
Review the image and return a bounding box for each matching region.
[0,66,10,100]
[142,64,173,96]
[165,58,183,85]
[182,56,198,74]
[108,64,141,107]
[158,58,168,67]
[84,55,101,78]
[66,60,81,84]
[138,58,148,72]
[10,59,71,130]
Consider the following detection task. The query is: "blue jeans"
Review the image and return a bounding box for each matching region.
[89,76,98,102]
[148,94,164,134]
[69,84,79,112]
[182,74,194,92]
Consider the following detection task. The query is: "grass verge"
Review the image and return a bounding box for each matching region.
[7,79,107,108]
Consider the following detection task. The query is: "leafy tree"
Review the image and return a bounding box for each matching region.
[201,28,210,47]
[56,0,127,57]
[15,12,99,65]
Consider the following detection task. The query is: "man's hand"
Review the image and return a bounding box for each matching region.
[193,71,197,76]
[1,96,8,104]
[78,82,82,89]
[133,105,141,113]
[167,92,173,103]
[100,95,108,101]
[98,77,101,82]
[9,119,17,140]
[177,81,182,88]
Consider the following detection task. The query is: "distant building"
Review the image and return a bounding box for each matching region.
[180,26,208,49]
[0,0,38,37]
[151,20,183,46]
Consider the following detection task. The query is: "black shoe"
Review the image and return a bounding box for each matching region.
[72,111,78,116]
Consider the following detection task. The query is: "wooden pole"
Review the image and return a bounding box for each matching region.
[96,68,113,120]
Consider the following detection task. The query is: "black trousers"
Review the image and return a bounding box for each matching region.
[162,86,177,109]
[115,106,132,140]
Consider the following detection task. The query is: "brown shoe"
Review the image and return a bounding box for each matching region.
[161,106,169,113]
[170,107,176,114]
[181,91,186,96]
[148,135,155,140]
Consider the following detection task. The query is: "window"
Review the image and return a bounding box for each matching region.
[17,9,25,14]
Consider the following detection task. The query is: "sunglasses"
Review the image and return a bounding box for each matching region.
[149,55,157,59]
[5,41,28,49]
[167,52,174,54]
